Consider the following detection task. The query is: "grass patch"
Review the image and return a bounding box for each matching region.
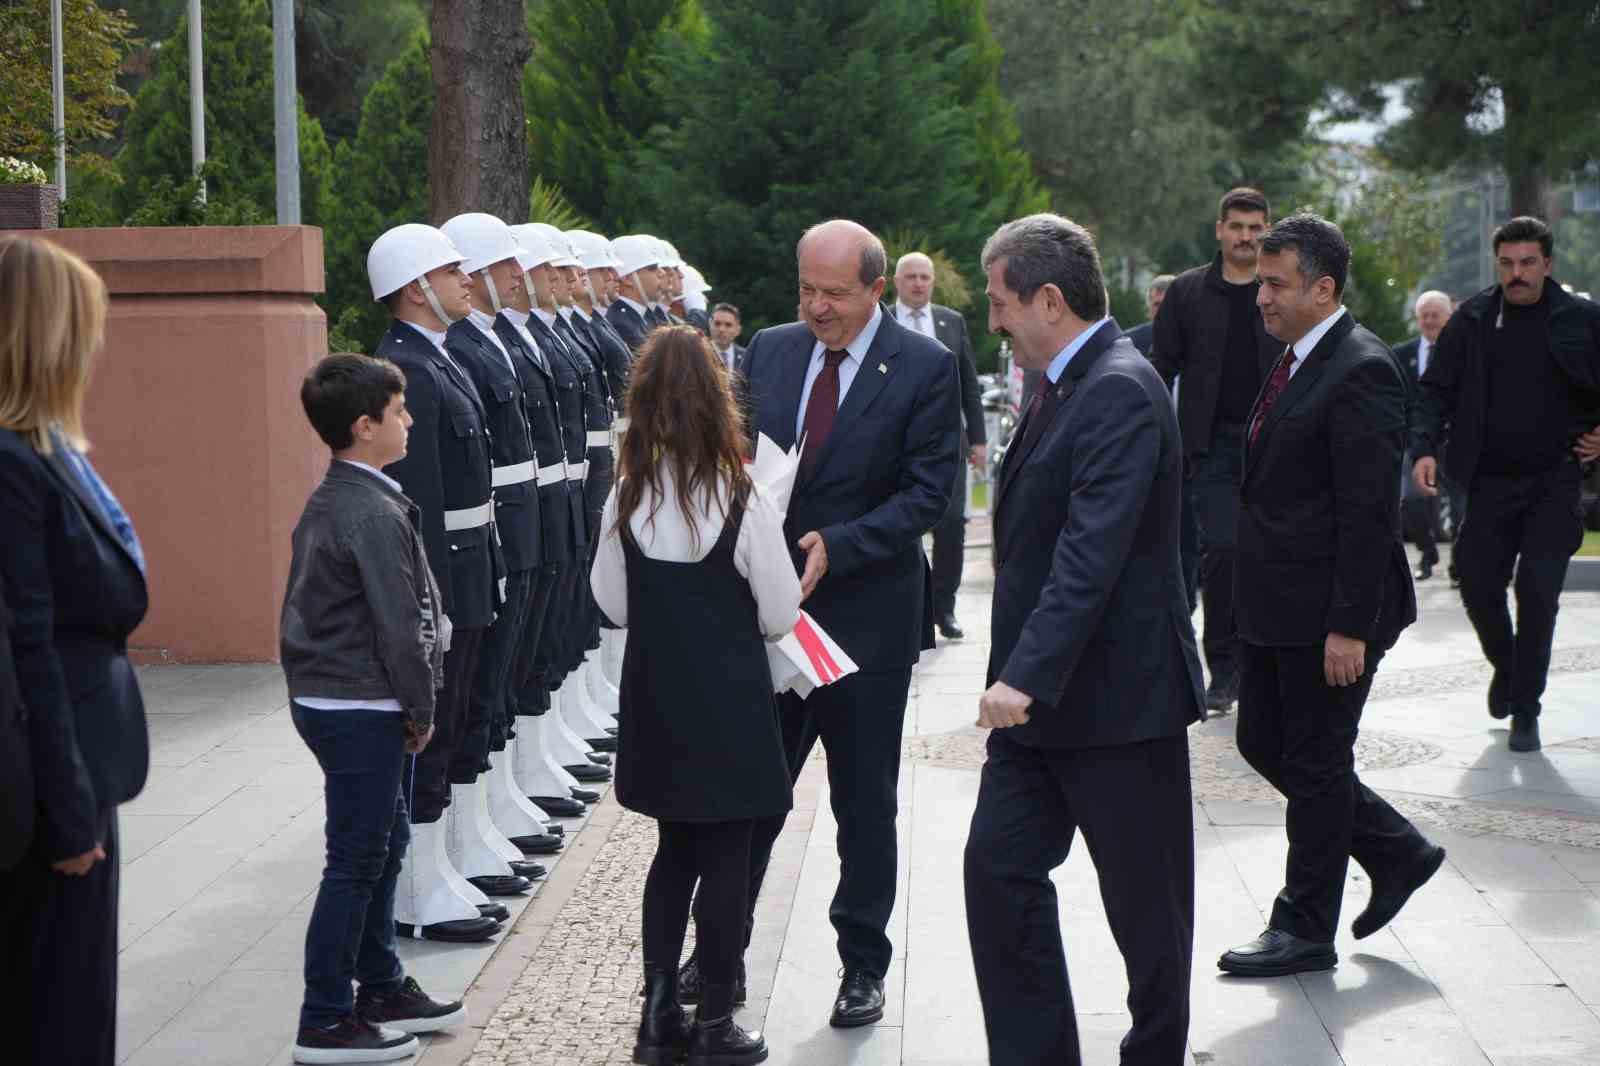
[1580,531,1600,558]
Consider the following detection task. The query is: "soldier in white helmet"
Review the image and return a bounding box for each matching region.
[364,224,504,944]
[607,235,667,348]
[565,231,634,406]
[652,239,687,326]
[677,264,712,334]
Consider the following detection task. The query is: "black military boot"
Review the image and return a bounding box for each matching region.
[677,950,745,1007]
[633,965,692,1065]
[687,982,766,1066]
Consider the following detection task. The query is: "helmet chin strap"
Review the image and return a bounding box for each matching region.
[479,269,504,313]
[416,275,456,329]
[522,270,538,310]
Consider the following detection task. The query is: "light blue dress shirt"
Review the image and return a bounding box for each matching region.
[1043,317,1113,387]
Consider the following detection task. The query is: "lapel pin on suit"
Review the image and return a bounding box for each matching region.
[878,362,887,374]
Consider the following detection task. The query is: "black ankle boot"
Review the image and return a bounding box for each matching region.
[678,951,745,1006]
[634,966,692,1065]
[688,982,767,1065]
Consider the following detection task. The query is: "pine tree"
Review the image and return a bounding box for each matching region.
[622,0,994,333]
[523,0,703,228]
[115,0,334,227]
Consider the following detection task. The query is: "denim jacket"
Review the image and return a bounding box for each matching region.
[280,462,444,729]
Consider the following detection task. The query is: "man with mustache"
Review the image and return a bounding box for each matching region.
[1411,216,1600,752]
[1150,187,1283,715]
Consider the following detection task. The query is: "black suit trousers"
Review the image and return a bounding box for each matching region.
[1190,423,1245,683]
[1,807,120,1065]
[931,435,968,616]
[1456,462,1585,716]
[963,731,1194,1066]
[469,568,535,763]
[726,667,912,978]
[1236,642,1426,942]
[404,626,484,823]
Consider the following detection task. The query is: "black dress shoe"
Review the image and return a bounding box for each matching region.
[530,795,587,817]
[394,916,500,942]
[607,726,619,735]
[936,612,964,640]
[1353,844,1445,939]
[1509,712,1542,752]
[466,874,532,897]
[1488,669,1512,720]
[508,860,546,880]
[1218,928,1336,976]
[1204,674,1239,713]
[565,762,612,782]
[570,786,601,803]
[477,902,509,922]
[587,751,612,766]
[688,982,766,1065]
[586,734,619,752]
[829,969,885,1028]
[508,833,564,855]
[676,951,745,1006]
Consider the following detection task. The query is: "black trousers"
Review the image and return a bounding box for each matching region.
[1456,462,1585,716]
[931,438,968,617]
[726,667,912,978]
[403,625,483,823]
[964,731,1193,1066]
[464,568,534,768]
[644,819,754,985]
[1401,450,1441,568]
[1189,423,1245,684]
[1236,642,1426,943]
[1,807,120,1065]
[512,563,560,717]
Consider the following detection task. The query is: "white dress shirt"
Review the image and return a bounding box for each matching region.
[1287,306,1347,377]
[1416,336,1431,378]
[590,472,802,640]
[617,295,648,318]
[499,307,547,367]
[895,300,936,339]
[794,305,884,440]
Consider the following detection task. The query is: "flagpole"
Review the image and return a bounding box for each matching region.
[189,0,206,203]
[271,0,300,224]
[50,0,66,201]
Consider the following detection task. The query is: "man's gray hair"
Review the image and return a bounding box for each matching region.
[1414,289,1450,314]
[981,213,1106,320]
[1149,273,1177,295]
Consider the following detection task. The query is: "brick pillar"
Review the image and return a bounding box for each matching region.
[9,226,328,662]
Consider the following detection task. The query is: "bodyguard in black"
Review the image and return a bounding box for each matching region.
[380,318,502,824]
[1411,216,1600,753]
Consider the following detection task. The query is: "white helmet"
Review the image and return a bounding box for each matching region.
[367,223,465,302]
[611,234,662,278]
[655,239,685,270]
[507,224,561,271]
[439,213,528,276]
[681,264,711,297]
[523,222,582,268]
[565,230,624,271]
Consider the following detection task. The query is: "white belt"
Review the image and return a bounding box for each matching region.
[612,417,630,434]
[536,462,566,487]
[443,501,493,531]
[586,430,611,448]
[491,461,536,487]
[566,461,589,482]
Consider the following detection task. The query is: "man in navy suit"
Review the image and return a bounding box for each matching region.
[695,219,960,1028]
[964,214,1204,1066]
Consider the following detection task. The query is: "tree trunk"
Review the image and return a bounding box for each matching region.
[1498,78,1554,222]
[428,0,531,225]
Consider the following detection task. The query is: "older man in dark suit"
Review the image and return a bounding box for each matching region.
[965,214,1204,1066]
[891,252,987,640]
[684,219,960,1028]
[1394,290,1454,581]
[1218,214,1443,979]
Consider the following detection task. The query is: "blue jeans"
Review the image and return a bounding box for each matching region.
[291,705,410,1030]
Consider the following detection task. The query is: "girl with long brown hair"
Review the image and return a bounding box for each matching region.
[591,326,799,1066]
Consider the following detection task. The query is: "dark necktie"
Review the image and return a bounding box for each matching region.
[1014,378,1063,458]
[1249,346,1297,447]
[799,349,848,478]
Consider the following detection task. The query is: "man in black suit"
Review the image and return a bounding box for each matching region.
[700,219,960,1028]
[1151,188,1283,713]
[891,252,987,640]
[964,214,1204,1066]
[1123,272,1174,357]
[1218,214,1443,979]
[709,302,746,373]
[1393,290,1454,581]
[1411,216,1600,753]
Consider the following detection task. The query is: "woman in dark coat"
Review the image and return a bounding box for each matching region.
[0,237,150,1066]
[591,326,799,1066]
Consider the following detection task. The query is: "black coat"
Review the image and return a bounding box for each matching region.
[494,316,582,567]
[1125,321,1153,357]
[0,429,149,861]
[1149,254,1283,455]
[0,576,31,870]
[574,308,634,416]
[1237,313,1417,649]
[988,324,1204,750]
[605,299,652,352]
[447,318,542,573]
[377,321,502,628]
[1409,281,1600,488]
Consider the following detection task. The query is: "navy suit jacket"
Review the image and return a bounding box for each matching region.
[989,324,1204,750]
[606,300,651,352]
[744,314,961,670]
[0,429,149,860]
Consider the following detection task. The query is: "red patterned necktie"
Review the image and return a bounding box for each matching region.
[800,349,848,477]
[1249,346,1297,447]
